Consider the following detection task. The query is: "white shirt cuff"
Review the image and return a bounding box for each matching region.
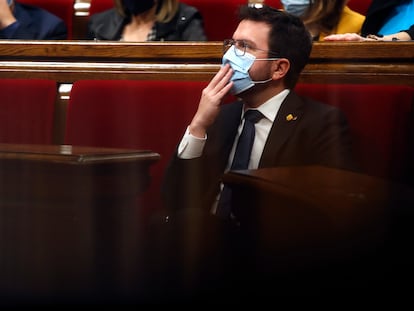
[177,126,206,159]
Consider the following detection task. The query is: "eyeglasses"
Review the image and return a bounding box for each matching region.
[223,39,280,58]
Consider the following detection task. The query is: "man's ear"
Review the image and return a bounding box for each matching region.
[272,58,290,80]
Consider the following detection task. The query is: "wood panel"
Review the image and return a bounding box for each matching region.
[0,41,413,86]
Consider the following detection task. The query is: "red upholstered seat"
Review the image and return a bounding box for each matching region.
[88,0,113,17]
[182,0,246,41]
[65,79,208,211]
[295,83,414,183]
[348,0,372,15]
[0,79,56,144]
[17,0,75,39]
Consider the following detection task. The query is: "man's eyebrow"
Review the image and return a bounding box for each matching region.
[241,39,257,47]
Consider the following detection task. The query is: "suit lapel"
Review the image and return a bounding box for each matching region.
[259,91,305,167]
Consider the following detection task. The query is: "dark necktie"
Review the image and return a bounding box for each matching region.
[216,109,264,218]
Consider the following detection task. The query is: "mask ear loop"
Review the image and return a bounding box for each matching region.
[251,58,281,84]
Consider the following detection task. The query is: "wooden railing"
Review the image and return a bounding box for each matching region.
[1,40,413,86]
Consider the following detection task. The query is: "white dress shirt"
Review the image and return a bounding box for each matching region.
[177,89,290,214]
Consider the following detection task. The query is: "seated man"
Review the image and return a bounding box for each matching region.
[162,5,356,221]
[0,0,67,39]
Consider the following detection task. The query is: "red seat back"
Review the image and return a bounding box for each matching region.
[295,83,414,183]
[348,0,372,15]
[65,79,207,211]
[88,0,114,16]
[0,79,56,144]
[182,0,246,41]
[266,0,282,9]
[17,0,75,39]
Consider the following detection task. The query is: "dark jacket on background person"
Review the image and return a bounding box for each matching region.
[87,3,207,41]
[0,2,67,39]
[361,0,414,38]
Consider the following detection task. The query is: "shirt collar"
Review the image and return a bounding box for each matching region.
[243,89,290,123]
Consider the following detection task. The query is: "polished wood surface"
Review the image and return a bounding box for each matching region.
[223,165,414,258]
[222,166,414,294]
[0,41,413,85]
[0,143,160,202]
[0,144,160,303]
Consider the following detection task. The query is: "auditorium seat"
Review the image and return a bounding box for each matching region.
[0,79,57,144]
[18,0,75,39]
[64,79,208,212]
[265,0,282,9]
[348,0,372,15]
[88,0,113,17]
[295,83,414,184]
[182,0,247,41]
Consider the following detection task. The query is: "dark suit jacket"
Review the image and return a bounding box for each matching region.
[162,91,356,213]
[361,0,414,38]
[87,3,207,41]
[0,3,67,40]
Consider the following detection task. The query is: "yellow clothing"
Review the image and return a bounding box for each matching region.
[319,6,365,41]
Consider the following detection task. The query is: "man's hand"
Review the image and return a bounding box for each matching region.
[189,64,233,138]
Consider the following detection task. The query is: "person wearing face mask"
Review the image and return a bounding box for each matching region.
[162,5,355,221]
[280,0,365,40]
[156,5,356,299]
[0,0,67,39]
[87,0,206,41]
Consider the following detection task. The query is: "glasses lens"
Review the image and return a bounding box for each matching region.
[223,39,232,54]
[234,40,246,56]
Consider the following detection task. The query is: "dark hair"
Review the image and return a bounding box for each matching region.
[238,5,312,89]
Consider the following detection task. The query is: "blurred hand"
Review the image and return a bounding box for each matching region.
[323,33,367,41]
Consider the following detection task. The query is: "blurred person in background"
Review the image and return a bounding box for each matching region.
[0,0,67,39]
[87,0,207,41]
[281,0,365,41]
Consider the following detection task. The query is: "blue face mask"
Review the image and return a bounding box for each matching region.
[222,45,275,95]
[281,0,310,17]
[222,45,256,95]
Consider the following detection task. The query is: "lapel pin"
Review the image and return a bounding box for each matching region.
[286,114,297,121]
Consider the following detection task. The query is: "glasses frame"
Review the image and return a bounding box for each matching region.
[223,39,281,58]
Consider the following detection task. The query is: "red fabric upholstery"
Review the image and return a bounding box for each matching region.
[88,0,113,17]
[266,0,282,9]
[0,79,56,144]
[348,0,372,15]
[17,0,75,39]
[295,83,414,183]
[267,0,371,15]
[65,79,208,211]
[182,0,246,41]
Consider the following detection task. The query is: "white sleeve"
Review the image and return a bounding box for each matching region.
[177,126,207,159]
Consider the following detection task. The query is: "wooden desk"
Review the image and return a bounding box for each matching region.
[223,165,414,270]
[0,144,160,303]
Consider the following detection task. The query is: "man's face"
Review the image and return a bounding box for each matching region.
[232,20,274,85]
